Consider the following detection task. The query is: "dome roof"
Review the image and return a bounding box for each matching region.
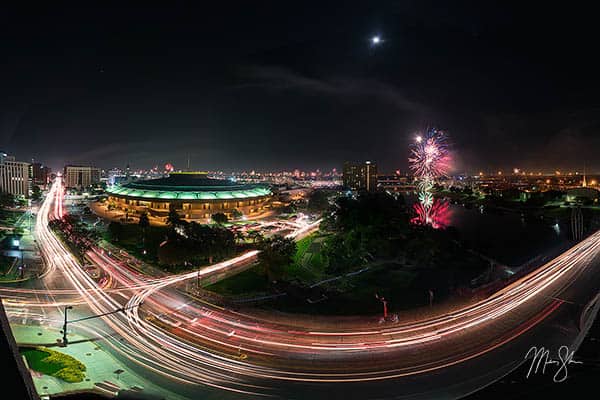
[106,172,271,200]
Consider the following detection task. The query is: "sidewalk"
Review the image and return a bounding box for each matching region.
[11,324,182,399]
[1,210,43,282]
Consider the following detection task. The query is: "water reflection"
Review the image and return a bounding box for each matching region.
[411,198,452,229]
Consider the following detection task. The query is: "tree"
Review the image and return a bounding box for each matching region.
[184,222,235,263]
[138,212,150,229]
[280,203,296,214]
[258,235,297,283]
[231,209,243,219]
[108,221,124,242]
[233,229,245,244]
[307,189,330,213]
[324,230,368,274]
[321,192,410,272]
[211,212,228,225]
[247,230,263,244]
[0,191,14,208]
[31,185,42,201]
[157,240,192,267]
[138,212,150,247]
[48,215,100,263]
[167,205,182,227]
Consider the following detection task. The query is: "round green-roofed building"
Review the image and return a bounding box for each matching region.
[106,172,272,222]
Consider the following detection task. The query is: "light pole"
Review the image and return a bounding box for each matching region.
[61,302,143,347]
[27,199,32,232]
[62,306,73,346]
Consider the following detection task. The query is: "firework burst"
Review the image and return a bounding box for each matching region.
[408,128,451,179]
[409,128,451,228]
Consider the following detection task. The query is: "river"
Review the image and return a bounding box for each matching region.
[446,203,569,266]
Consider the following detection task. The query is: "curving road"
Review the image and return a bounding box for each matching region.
[2,177,600,399]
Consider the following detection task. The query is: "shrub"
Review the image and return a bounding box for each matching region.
[54,368,86,383]
[21,347,86,383]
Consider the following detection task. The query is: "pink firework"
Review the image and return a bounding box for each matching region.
[409,128,452,229]
[408,128,451,179]
[411,199,451,229]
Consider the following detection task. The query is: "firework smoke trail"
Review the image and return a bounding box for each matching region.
[409,128,451,227]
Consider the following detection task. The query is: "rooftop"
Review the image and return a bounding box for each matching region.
[106,172,271,200]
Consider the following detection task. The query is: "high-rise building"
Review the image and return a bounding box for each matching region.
[343,161,378,192]
[0,152,30,197]
[31,162,51,186]
[63,165,101,188]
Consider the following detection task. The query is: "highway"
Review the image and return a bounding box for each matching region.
[2,177,600,399]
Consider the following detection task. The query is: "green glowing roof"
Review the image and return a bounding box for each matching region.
[106,184,271,201]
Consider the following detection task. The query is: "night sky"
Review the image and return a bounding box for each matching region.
[1,2,599,174]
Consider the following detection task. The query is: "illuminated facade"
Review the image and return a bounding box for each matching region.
[31,162,51,186]
[0,152,30,197]
[343,161,378,192]
[64,165,101,188]
[106,172,272,221]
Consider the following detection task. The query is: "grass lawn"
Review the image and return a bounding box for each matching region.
[0,254,18,280]
[21,347,86,383]
[292,234,314,264]
[266,264,424,316]
[287,233,328,282]
[206,267,270,296]
[0,210,25,227]
[208,233,330,297]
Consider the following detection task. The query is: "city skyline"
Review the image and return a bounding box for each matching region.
[4,148,600,179]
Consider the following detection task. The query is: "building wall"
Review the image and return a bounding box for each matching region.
[64,166,101,188]
[108,194,271,221]
[343,161,378,192]
[31,163,50,186]
[566,187,599,202]
[0,159,30,197]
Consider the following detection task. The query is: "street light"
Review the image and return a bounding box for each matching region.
[60,302,143,347]
[62,306,73,346]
